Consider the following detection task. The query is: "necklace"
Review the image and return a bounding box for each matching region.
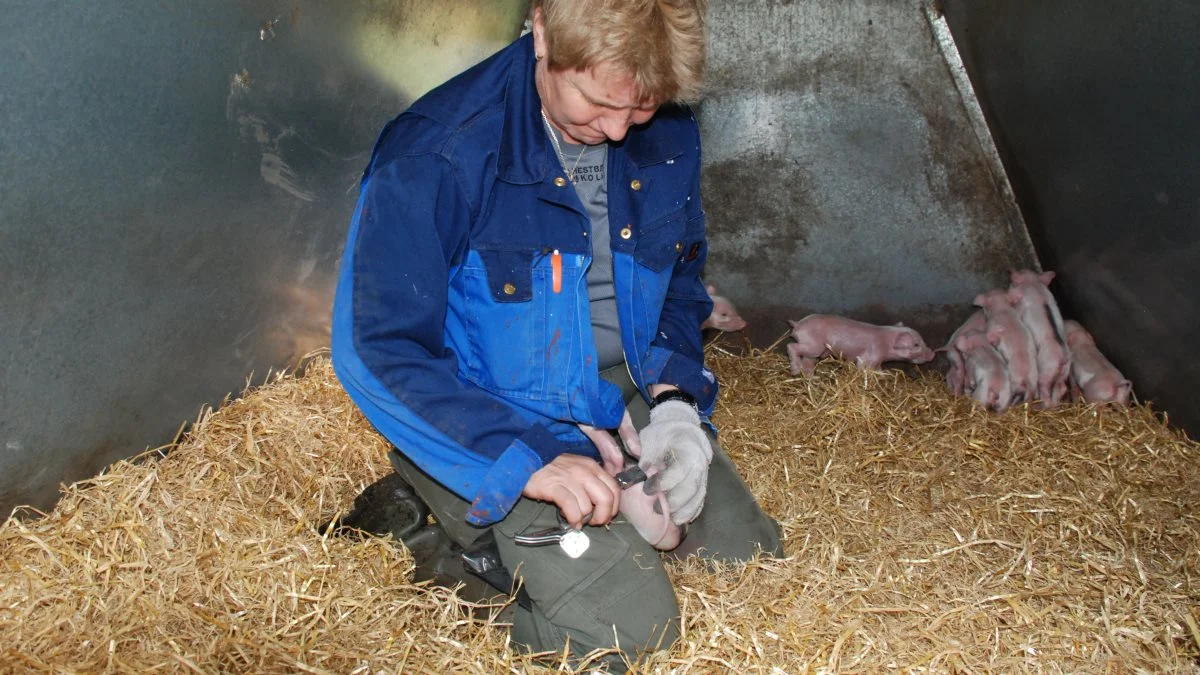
[541,109,587,184]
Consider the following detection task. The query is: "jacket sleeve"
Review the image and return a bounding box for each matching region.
[331,151,568,525]
[644,121,719,416]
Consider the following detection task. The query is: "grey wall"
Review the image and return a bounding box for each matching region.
[1,0,1043,514]
[697,0,1036,346]
[942,0,1200,437]
[0,0,527,515]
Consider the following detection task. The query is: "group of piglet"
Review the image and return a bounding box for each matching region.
[702,283,938,375]
[944,269,1131,411]
[703,272,1132,413]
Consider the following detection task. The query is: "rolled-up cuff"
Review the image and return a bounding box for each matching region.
[466,439,544,526]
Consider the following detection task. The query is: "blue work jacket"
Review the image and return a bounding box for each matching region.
[331,34,716,526]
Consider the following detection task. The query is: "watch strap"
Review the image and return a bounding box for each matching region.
[651,388,698,411]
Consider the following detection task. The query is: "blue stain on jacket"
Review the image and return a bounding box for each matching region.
[331,33,715,526]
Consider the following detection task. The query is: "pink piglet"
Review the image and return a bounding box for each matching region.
[942,310,986,396]
[956,329,1018,412]
[787,314,935,376]
[1009,269,1072,407]
[701,284,748,332]
[974,288,1039,406]
[1063,320,1132,405]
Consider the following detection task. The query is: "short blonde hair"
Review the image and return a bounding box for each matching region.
[532,0,708,105]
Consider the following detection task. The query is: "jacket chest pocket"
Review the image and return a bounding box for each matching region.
[478,249,534,301]
[633,209,691,272]
[459,246,580,404]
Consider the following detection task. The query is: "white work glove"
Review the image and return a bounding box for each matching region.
[637,399,713,525]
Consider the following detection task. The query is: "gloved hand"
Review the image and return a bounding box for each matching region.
[637,399,712,525]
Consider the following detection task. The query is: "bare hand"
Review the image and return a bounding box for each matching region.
[522,454,621,529]
[578,410,643,475]
[577,422,625,476]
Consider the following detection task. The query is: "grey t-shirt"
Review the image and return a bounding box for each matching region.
[545,124,623,369]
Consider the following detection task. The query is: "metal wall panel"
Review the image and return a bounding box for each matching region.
[1,0,1044,514]
[942,0,1200,437]
[696,0,1036,347]
[0,0,527,514]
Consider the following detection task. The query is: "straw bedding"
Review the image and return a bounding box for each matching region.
[2,347,1198,673]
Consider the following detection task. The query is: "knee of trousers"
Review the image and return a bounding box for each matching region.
[498,524,682,661]
[512,599,679,675]
[595,581,681,659]
[758,516,786,559]
[518,552,681,661]
[727,504,785,560]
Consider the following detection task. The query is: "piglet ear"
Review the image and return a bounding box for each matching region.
[1040,270,1056,285]
[705,284,716,294]
[893,331,916,349]
[972,293,987,308]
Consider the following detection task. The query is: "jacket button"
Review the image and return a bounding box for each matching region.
[675,241,683,252]
[503,283,517,295]
[630,179,642,191]
[619,227,632,240]
[554,176,567,187]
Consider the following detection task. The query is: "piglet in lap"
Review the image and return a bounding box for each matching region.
[578,415,682,551]
[787,315,935,376]
[1063,320,1132,405]
[617,480,682,550]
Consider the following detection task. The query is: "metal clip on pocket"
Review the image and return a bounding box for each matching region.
[514,511,590,558]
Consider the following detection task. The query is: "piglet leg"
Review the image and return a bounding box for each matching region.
[786,342,820,375]
[618,474,683,550]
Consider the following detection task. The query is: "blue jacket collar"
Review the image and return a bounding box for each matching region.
[496,35,554,185]
[497,34,685,185]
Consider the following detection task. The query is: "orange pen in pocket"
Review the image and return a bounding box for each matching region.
[551,249,562,293]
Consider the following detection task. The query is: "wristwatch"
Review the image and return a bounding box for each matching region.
[650,388,699,413]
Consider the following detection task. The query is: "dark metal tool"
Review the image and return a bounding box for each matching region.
[614,464,648,489]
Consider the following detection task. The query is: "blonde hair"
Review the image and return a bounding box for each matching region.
[531,0,708,104]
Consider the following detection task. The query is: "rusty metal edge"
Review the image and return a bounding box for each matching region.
[923,2,1040,272]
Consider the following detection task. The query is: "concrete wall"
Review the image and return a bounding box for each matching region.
[1,0,1039,514]
[942,0,1200,437]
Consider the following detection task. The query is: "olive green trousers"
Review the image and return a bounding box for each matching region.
[389,364,782,669]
